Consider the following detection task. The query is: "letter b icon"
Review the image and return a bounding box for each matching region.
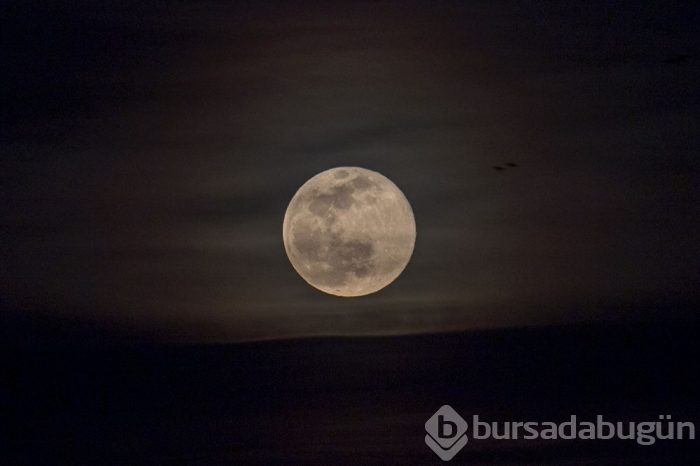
[439,415,458,438]
[425,406,468,461]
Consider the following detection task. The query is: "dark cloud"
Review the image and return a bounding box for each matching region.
[2,0,699,342]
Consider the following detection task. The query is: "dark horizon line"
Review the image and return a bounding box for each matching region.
[3,309,699,351]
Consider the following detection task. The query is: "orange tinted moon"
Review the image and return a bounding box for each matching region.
[283,167,416,297]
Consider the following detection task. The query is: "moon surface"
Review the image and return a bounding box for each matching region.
[283,167,416,297]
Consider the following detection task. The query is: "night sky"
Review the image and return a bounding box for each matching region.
[3,1,699,343]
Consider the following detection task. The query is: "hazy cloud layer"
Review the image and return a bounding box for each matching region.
[2,1,699,342]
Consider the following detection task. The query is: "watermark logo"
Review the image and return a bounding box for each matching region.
[425,408,696,461]
[425,405,468,461]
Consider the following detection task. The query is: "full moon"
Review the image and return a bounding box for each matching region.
[283,167,416,297]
